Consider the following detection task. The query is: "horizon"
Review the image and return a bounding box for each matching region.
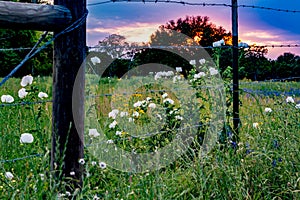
[86,0,300,60]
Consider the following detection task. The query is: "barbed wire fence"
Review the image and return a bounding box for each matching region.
[0,1,299,164]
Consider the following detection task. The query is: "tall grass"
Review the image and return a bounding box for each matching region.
[0,76,299,199]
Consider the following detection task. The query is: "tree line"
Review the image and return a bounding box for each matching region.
[1,13,299,81]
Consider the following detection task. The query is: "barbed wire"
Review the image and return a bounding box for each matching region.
[0,10,89,88]
[0,154,43,163]
[87,0,300,13]
[0,100,52,108]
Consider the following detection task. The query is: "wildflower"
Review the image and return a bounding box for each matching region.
[286,96,294,103]
[189,60,196,65]
[134,101,143,107]
[273,140,279,149]
[194,72,206,79]
[132,111,139,117]
[70,171,75,176]
[93,195,100,200]
[230,141,237,149]
[162,93,168,98]
[148,103,156,109]
[264,107,272,113]
[213,39,225,47]
[163,98,174,104]
[39,174,45,181]
[176,67,182,72]
[5,172,14,180]
[78,158,85,165]
[1,95,14,103]
[88,129,100,138]
[106,139,114,144]
[21,75,33,87]
[109,120,117,129]
[91,56,101,65]
[99,162,107,169]
[209,67,218,75]
[146,97,152,102]
[156,114,162,120]
[65,191,71,197]
[91,161,97,166]
[173,75,181,83]
[166,71,174,77]
[296,104,300,109]
[20,133,34,144]
[128,117,134,122]
[18,88,28,98]
[154,73,162,80]
[199,59,206,65]
[38,92,48,99]
[252,122,259,128]
[175,115,183,120]
[120,111,128,117]
[108,109,119,119]
[116,131,122,136]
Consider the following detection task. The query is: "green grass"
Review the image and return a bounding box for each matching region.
[0,76,299,199]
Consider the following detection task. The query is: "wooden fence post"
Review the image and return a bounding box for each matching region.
[51,0,86,189]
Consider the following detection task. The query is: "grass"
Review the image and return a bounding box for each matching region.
[0,75,299,199]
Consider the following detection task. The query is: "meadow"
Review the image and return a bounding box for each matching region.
[0,74,299,199]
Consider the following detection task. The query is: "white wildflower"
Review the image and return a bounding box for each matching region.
[5,172,14,180]
[166,71,174,77]
[128,117,134,122]
[189,60,196,65]
[20,133,34,144]
[91,161,97,166]
[163,98,174,104]
[1,95,14,103]
[88,129,100,138]
[109,120,117,129]
[175,115,183,120]
[39,174,45,181]
[106,139,114,144]
[91,56,101,65]
[253,122,259,128]
[134,101,143,107]
[162,93,168,98]
[108,109,119,119]
[21,75,33,87]
[18,88,28,98]
[199,59,206,65]
[99,162,107,169]
[148,103,156,109]
[120,111,128,117]
[78,158,85,165]
[70,171,75,176]
[286,96,295,103]
[264,107,272,113]
[173,75,181,83]
[176,67,182,72]
[38,92,48,99]
[296,104,300,109]
[209,67,218,75]
[194,72,206,79]
[132,111,139,118]
[116,131,122,136]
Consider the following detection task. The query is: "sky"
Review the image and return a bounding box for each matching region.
[86,0,300,59]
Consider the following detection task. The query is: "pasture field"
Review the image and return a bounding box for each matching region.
[0,75,299,199]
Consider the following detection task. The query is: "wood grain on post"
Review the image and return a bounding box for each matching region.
[0,1,72,31]
[51,0,86,190]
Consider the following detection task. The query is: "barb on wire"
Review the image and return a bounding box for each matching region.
[0,100,52,108]
[0,154,43,163]
[239,4,300,13]
[0,10,89,88]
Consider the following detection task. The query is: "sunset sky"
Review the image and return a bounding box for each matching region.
[86,0,300,59]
